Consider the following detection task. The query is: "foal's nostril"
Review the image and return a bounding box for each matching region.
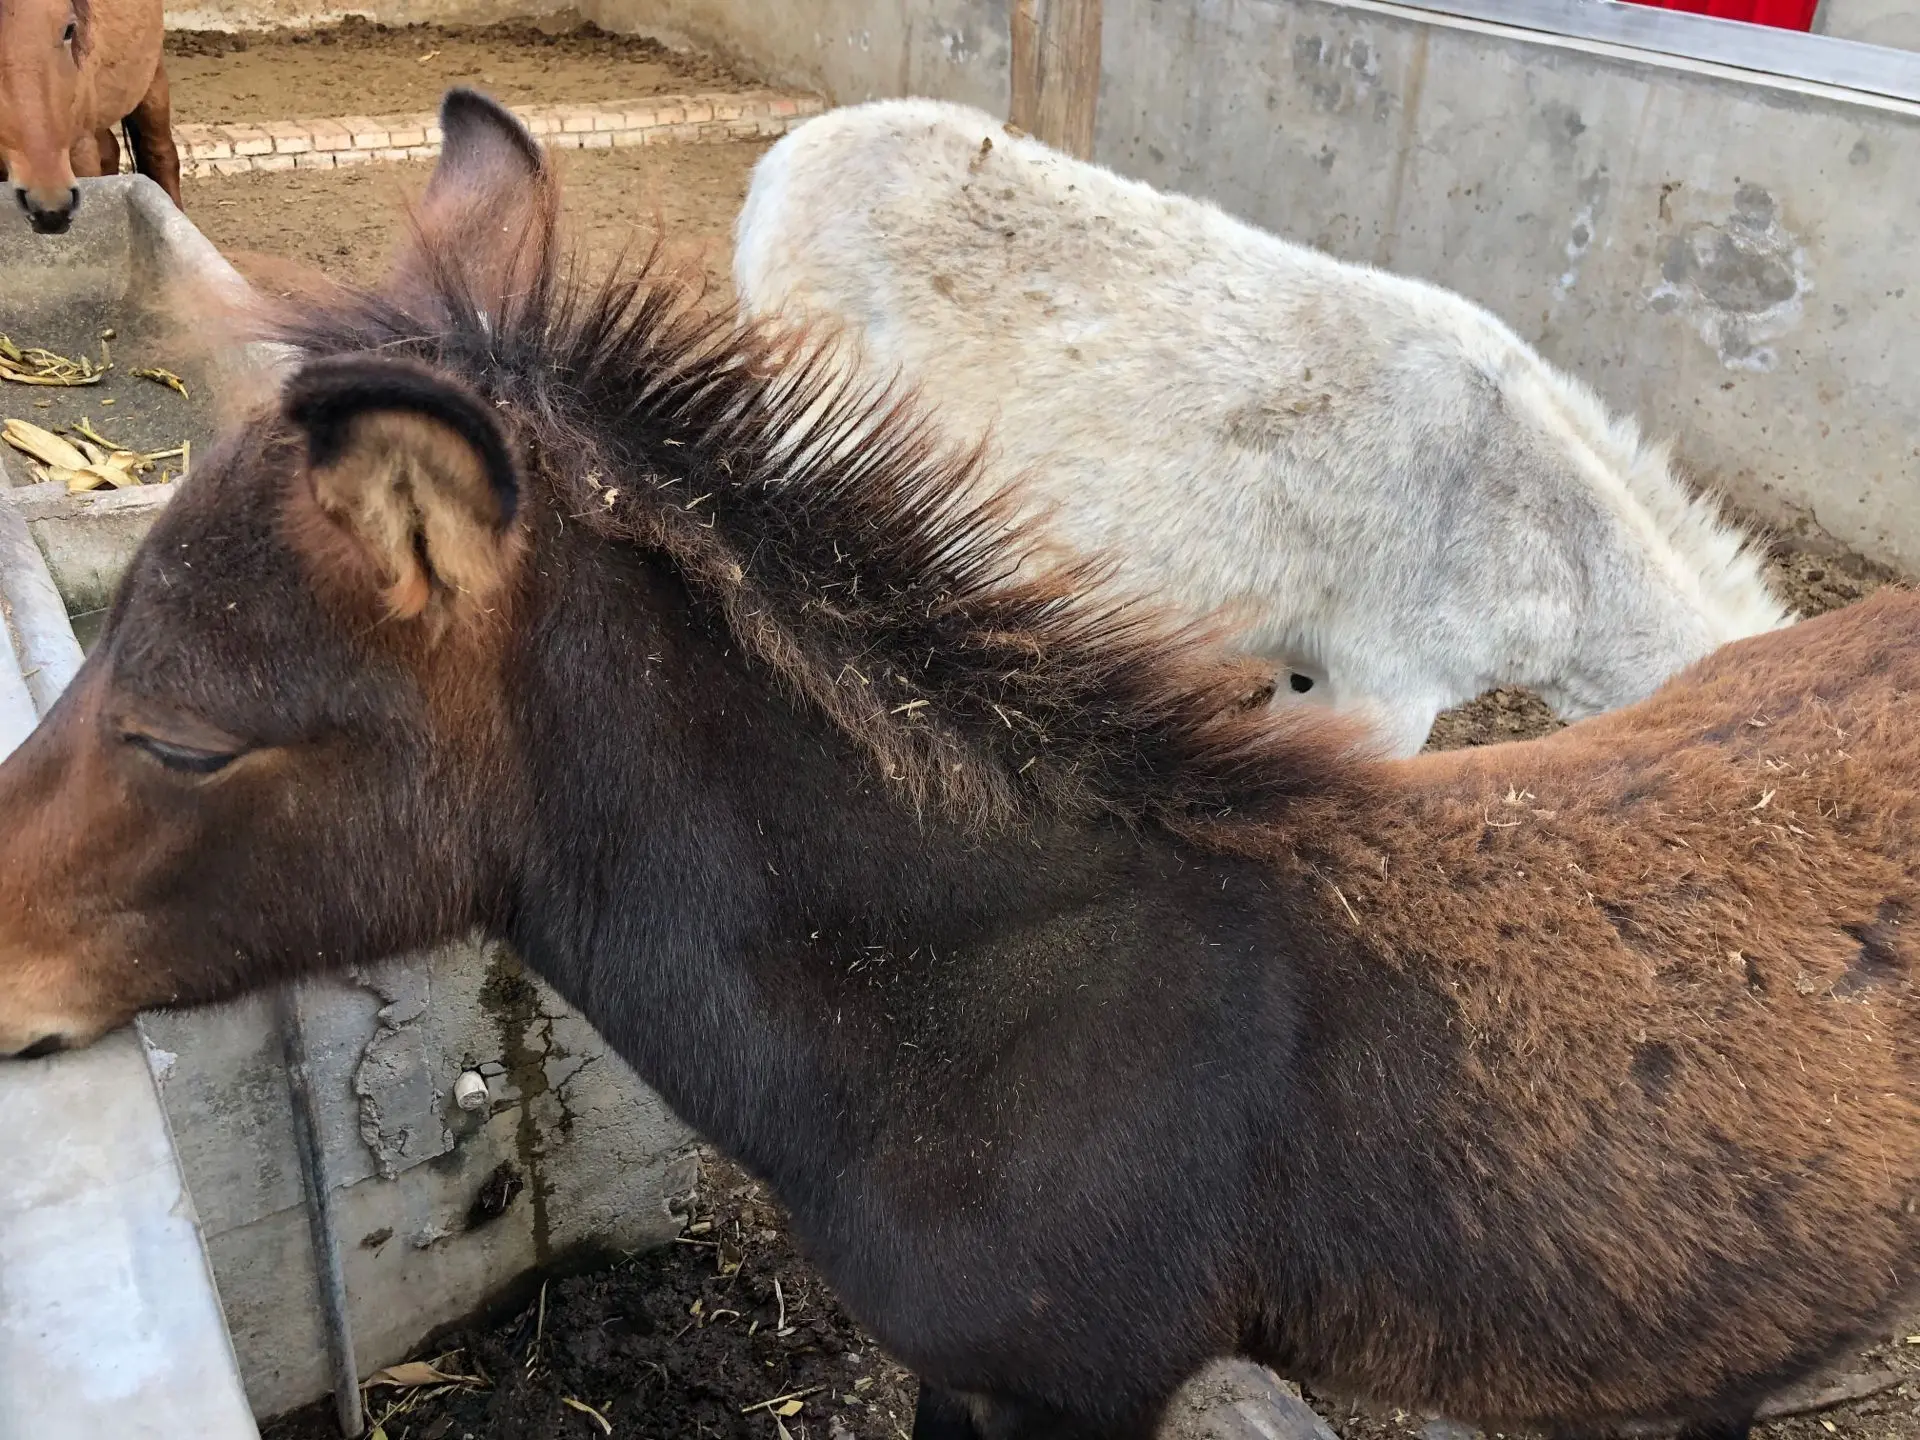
[16,1034,68,1060]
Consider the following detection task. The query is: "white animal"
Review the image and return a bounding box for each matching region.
[733,98,1791,757]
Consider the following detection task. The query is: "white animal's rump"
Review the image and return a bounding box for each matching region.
[734,99,1791,756]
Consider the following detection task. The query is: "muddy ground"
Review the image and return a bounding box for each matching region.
[265,1156,920,1440]
[189,73,1912,1440]
[166,18,753,125]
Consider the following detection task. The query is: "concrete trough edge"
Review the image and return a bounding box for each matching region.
[0,499,85,713]
[0,479,258,1438]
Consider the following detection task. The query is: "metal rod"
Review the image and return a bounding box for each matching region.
[276,984,364,1437]
[1353,0,1920,105]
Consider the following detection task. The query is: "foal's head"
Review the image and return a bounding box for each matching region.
[0,93,555,1054]
[0,90,1355,1058]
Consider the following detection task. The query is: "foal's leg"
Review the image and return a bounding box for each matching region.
[96,127,122,177]
[915,1384,985,1440]
[912,1381,1164,1440]
[1674,1413,1754,1440]
[125,60,182,206]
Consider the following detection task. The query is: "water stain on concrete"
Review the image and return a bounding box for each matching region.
[1648,181,1808,372]
[1291,26,1388,117]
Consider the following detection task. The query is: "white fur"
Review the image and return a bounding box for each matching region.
[734,99,1792,756]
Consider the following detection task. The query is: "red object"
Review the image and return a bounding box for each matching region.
[1618,0,1818,31]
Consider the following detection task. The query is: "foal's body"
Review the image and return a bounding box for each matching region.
[509,538,1919,1435]
[0,91,1913,1440]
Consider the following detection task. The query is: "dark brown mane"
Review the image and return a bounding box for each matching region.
[251,203,1375,830]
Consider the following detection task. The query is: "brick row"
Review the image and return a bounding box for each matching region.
[175,90,823,178]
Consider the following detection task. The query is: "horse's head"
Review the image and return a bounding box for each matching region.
[0,0,91,231]
[0,90,550,1056]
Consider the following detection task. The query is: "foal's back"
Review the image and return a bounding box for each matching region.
[1244,585,1920,1427]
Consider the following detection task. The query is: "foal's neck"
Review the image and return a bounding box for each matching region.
[502,538,1137,1183]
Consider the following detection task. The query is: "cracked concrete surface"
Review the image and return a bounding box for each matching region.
[142,939,694,1418]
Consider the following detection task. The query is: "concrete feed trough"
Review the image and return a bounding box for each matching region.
[0,175,696,1422]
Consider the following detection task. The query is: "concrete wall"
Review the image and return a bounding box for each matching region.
[1815,0,1920,53]
[571,0,1013,108]
[165,0,531,34]
[143,946,696,1418]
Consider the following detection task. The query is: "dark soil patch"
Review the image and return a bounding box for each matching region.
[165,17,757,126]
[1765,540,1898,620]
[264,1157,917,1440]
[1424,687,1564,751]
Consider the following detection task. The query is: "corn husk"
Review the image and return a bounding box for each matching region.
[0,333,108,387]
[3,417,90,470]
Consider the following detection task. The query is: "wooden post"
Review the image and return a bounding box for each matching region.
[1009,0,1102,160]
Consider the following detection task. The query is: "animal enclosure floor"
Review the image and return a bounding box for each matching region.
[194,130,1917,1440]
[181,141,766,301]
[262,1155,921,1440]
[164,17,755,126]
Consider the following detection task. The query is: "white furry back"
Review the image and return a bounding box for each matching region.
[734,98,1790,755]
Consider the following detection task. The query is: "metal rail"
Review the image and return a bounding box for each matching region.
[277,986,366,1438]
[1348,0,1920,104]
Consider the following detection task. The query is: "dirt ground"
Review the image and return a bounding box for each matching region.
[193,101,1914,1440]
[182,141,762,301]
[263,1155,921,1440]
[165,18,754,125]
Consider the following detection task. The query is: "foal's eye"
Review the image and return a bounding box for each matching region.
[61,21,76,42]
[125,733,238,775]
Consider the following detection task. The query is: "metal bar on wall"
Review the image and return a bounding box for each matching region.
[1370,0,1920,103]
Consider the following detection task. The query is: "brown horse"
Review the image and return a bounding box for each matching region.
[0,0,179,232]
[0,89,1916,1440]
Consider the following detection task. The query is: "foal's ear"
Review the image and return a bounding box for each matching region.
[284,355,521,623]
[429,88,544,199]
[391,88,553,302]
